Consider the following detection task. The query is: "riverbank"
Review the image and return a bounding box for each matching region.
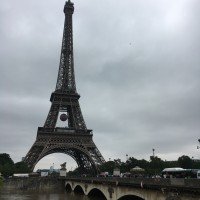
[0,178,3,188]
[2,177,65,192]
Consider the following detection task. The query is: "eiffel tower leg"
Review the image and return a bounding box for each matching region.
[44,104,60,128]
[24,141,45,171]
[75,151,98,174]
[71,102,87,130]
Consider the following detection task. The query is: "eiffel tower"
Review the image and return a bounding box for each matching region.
[24,0,105,174]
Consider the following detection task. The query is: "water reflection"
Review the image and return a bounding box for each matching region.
[0,189,105,200]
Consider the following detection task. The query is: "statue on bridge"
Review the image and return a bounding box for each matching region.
[60,162,67,177]
[60,162,67,170]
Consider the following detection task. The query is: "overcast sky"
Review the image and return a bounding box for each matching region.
[0,0,200,170]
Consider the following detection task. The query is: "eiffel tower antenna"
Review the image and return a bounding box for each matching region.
[24,1,105,174]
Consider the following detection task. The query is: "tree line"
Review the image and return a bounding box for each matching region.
[99,155,200,175]
[1,153,200,177]
[0,153,30,177]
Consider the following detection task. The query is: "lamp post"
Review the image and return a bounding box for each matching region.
[126,154,128,161]
[152,148,156,177]
[152,148,155,157]
[197,139,200,149]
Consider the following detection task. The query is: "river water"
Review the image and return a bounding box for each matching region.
[0,189,105,200]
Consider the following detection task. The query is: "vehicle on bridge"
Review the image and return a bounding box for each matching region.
[113,168,120,177]
[13,174,29,177]
[98,172,109,177]
[162,167,200,178]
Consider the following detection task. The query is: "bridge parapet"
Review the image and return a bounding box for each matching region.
[66,177,200,188]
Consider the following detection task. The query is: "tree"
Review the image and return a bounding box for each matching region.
[97,155,198,177]
[163,160,178,169]
[125,157,138,171]
[0,153,14,166]
[137,159,149,169]
[150,156,164,168]
[178,155,192,169]
[0,153,14,177]
[148,156,165,175]
[1,163,14,177]
[14,162,30,173]
[99,161,115,174]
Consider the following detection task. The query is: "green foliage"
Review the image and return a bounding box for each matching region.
[0,153,14,177]
[0,153,14,166]
[148,156,164,174]
[0,153,32,177]
[137,159,149,169]
[0,177,3,188]
[98,155,200,176]
[163,160,178,168]
[178,155,192,169]
[67,168,80,176]
[191,160,200,169]
[1,163,15,177]
[14,162,31,173]
[99,161,115,174]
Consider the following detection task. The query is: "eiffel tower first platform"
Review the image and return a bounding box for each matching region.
[24,0,105,174]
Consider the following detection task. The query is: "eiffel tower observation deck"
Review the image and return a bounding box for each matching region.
[24,0,105,174]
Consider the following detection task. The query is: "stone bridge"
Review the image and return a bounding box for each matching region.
[65,177,200,200]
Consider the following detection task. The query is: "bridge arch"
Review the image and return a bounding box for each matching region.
[74,185,84,194]
[118,195,145,200]
[65,183,72,192]
[117,192,145,200]
[67,182,109,199]
[88,188,107,199]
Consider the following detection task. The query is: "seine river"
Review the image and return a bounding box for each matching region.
[0,189,105,200]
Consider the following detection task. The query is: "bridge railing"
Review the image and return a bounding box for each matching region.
[65,177,200,190]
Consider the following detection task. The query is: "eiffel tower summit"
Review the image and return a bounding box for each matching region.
[24,0,105,174]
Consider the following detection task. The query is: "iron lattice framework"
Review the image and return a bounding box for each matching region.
[24,0,105,174]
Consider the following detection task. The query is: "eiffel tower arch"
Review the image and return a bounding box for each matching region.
[24,0,105,174]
